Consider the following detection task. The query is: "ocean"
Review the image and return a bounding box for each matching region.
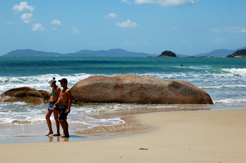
[0,56,246,143]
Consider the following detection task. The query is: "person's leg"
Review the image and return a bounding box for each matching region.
[64,120,69,137]
[60,120,69,137]
[45,109,53,136]
[58,106,69,137]
[53,110,60,136]
[59,120,65,137]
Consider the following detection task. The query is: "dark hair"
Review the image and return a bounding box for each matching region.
[52,77,57,87]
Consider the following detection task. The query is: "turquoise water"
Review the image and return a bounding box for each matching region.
[1,57,245,76]
[0,56,246,142]
[1,57,246,103]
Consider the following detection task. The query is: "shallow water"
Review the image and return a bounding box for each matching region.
[0,57,246,143]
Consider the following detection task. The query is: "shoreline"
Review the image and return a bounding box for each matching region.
[0,103,216,144]
[1,109,246,162]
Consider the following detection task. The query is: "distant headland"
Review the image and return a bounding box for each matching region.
[226,49,246,58]
[2,46,246,58]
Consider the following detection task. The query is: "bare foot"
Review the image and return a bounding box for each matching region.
[53,133,60,136]
[61,134,69,138]
[45,132,53,136]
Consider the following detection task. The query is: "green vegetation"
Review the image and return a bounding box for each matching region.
[227,49,246,58]
[158,50,177,57]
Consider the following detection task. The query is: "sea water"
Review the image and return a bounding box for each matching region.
[0,56,246,143]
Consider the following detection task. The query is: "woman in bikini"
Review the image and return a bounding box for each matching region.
[46,78,61,136]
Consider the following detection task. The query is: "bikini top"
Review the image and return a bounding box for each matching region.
[49,90,57,95]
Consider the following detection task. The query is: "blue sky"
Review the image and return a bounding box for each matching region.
[0,0,245,56]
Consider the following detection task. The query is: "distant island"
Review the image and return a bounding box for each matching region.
[157,50,177,57]
[186,46,246,58]
[227,49,246,58]
[2,49,159,57]
[2,46,246,58]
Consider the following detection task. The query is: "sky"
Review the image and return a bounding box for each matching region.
[0,0,246,56]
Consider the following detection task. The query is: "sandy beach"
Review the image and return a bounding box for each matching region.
[1,109,246,163]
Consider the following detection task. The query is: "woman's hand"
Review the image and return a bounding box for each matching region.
[53,105,57,110]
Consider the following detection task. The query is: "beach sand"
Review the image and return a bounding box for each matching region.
[1,109,246,163]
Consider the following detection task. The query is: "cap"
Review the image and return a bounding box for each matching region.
[58,78,68,83]
[48,78,56,85]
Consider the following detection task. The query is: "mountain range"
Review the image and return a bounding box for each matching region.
[2,46,246,57]
[3,49,158,57]
[192,46,246,57]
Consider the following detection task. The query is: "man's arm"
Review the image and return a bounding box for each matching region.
[66,89,72,113]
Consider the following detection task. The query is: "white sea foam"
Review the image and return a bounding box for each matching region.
[1,67,246,126]
[136,69,246,80]
[213,97,246,104]
[83,117,125,128]
[12,102,29,106]
[0,73,92,94]
[1,68,245,94]
[178,65,212,70]
[222,68,246,76]
[200,84,246,89]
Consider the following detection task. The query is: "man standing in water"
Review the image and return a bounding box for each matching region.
[53,78,72,138]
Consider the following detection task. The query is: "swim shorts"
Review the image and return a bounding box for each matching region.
[48,101,57,111]
[58,105,68,121]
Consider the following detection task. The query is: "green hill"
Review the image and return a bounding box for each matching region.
[158,51,177,57]
[227,49,246,58]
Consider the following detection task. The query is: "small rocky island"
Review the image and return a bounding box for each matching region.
[227,49,246,58]
[157,50,177,57]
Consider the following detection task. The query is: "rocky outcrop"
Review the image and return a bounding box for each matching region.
[0,87,50,104]
[71,74,213,104]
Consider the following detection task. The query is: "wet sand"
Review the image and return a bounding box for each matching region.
[1,109,246,163]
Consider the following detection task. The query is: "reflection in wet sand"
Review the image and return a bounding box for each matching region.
[46,136,60,142]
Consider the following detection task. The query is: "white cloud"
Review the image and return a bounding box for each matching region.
[208,27,246,33]
[51,20,62,26]
[122,0,132,4]
[20,13,34,24]
[72,27,80,34]
[116,19,138,28]
[171,26,179,30]
[12,2,35,12]
[243,14,246,17]
[123,0,199,7]
[31,23,44,31]
[105,13,117,19]
[51,20,62,30]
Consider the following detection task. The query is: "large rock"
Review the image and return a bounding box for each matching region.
[0,87,50,104]
[71,74,213,104]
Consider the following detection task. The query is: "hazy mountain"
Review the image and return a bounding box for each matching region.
[3,46,246,57]
[193,46,246,57]
[64,48,158,57]
[3,48,158,57]
[4,49,62,56]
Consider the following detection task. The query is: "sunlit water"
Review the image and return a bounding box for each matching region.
[0,57,246,143]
